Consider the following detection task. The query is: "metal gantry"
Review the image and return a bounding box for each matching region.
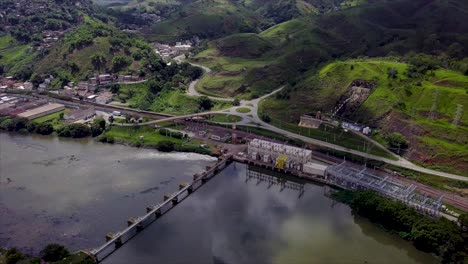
[327,162,442,216]
[246,168,305,198]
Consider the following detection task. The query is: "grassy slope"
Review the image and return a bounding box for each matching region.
[262,59,468,175]
[118,83,232,114]
[143,0,262,42]
[0,35,36,74]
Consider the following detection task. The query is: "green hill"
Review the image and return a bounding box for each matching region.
[113,0,262,42]
[261,58,468,176]
[35,17,154,84]
[191,0,468,98]
[114,0,358,42]
[215,33,273,59]
[0,0,158,85]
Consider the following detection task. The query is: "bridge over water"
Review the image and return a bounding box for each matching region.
[89,154,233,262]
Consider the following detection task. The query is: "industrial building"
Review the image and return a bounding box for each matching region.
[18,103,65,120]
[247,139,312,170]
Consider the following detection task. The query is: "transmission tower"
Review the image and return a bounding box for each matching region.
[429,89,440,120]
[452,104,463,125]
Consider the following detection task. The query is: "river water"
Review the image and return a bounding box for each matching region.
[0,133,437,263]
[0,132,216,255]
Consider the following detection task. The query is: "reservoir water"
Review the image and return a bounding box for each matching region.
[0,132,216,255]
[0,133,437,263]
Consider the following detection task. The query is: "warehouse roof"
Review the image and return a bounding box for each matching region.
[248,138,312,158]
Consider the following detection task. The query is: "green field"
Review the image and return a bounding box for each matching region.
[209,114,242,123]
[191,42,272,99]
[235,107,251,113]
[103,126,184,145]
[33,110,68,130]
[119,83,232,114]
[102,126,211,154]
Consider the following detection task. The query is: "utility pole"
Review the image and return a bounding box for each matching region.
[429,89,440,120]
[452,104,463,126]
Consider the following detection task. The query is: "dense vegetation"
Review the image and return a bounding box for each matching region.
[334,190,468,263]
[34,16,155,82]
[0,0,95,43]
[100,126,211,154]
[0,244,94,264]
[0,115,106,139]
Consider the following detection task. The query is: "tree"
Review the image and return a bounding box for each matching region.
[94,117,106,130]
[261,114,271,123]
[156,140,175,152]
[110,83,120,94]
[68,124,91,138]
[40,244,70,262]
[91,53,107,71]
[90,123,104,137]
[35,123,54,135]
[148,80,162,95]
[5,248,25,264]
[108,115,114,124]
[198,96,213,111]
[232,98,240,106]
[112,56,132,72]
[387,68,398,79]
[386,132,408,150]
[0,118,13,131]
[458,213,468,230]
[26,122,36,133]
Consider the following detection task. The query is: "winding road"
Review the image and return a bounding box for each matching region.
[118,54,468,182]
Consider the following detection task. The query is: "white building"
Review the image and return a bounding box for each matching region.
[247,139,312,169]
[303,162,328,177]
[23,82,33,90]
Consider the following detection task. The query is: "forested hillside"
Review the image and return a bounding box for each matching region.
[0,0,158,83]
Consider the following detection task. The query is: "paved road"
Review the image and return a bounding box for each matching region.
[174,55,234,102]
[108,83,467,181]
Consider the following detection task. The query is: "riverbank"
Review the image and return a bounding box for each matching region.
[0,115,213,156]
[333,190,468,263]
[99,126,212,155]
[0,247,94,264]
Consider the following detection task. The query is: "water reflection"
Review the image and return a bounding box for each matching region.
[103,164,437,264]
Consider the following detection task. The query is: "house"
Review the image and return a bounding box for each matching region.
[23,82,33,90]
[299,115,322,129]
[98,74,113,86]
[363,127,372,135]
[38,83,48,92]
[342,122,364,132]
[96,92,113,104]
[78,82,89,90]
[64,107,95,122]
[87,95,98,101]
[210,132,231,142]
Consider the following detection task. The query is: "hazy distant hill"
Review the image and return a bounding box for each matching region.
[111,0,356,42]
